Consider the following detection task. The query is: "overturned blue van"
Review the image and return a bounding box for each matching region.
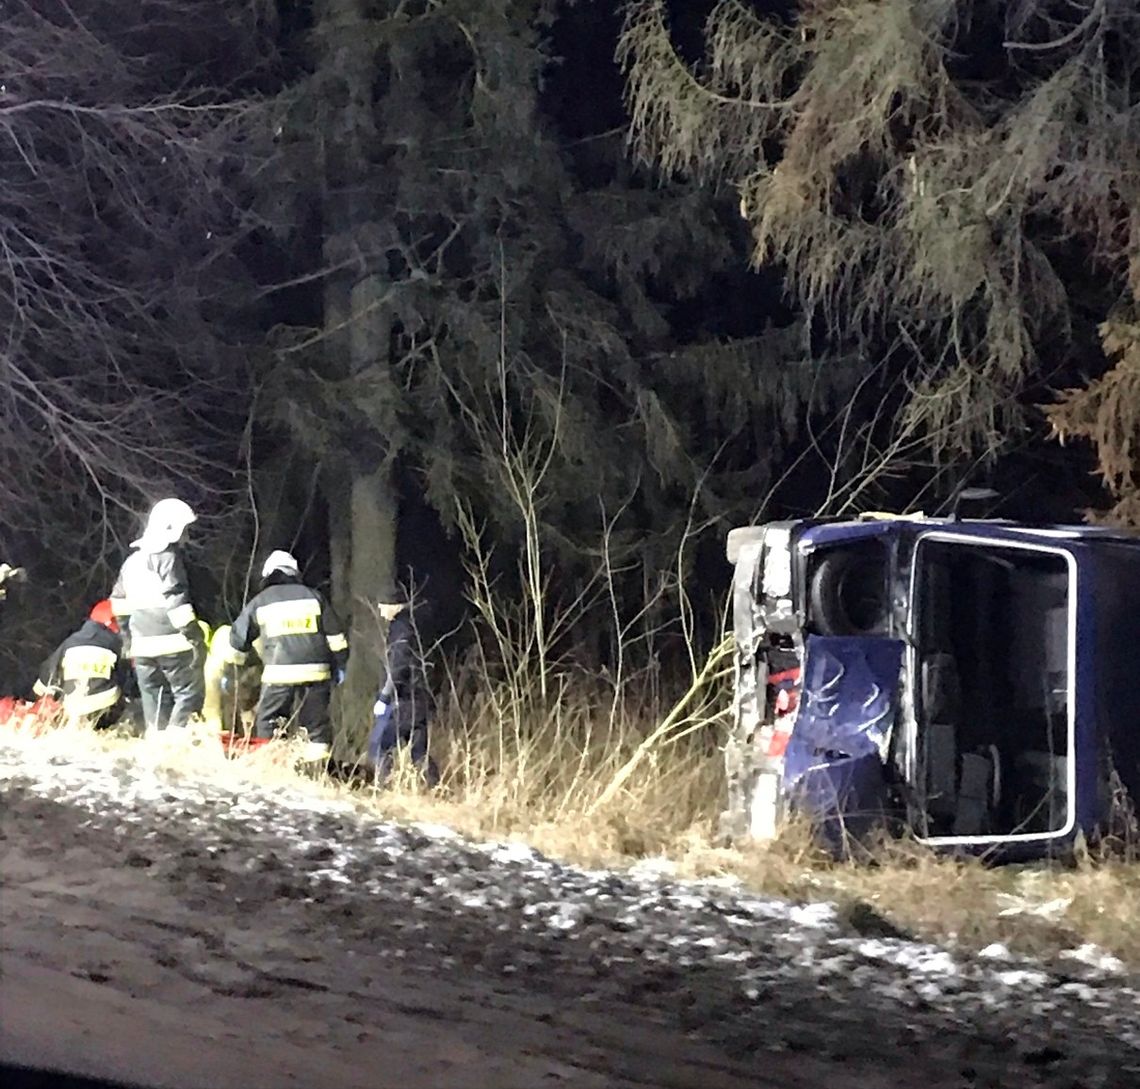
[724,514,1140,859]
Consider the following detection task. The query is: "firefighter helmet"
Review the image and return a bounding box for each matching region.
[132,498,197,550]
[89,599,119,633]
[261,550,300,579]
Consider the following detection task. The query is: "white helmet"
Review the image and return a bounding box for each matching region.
[262,550,300,579]
[131,497,197,551]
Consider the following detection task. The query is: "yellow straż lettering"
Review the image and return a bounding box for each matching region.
[62,646,116,681]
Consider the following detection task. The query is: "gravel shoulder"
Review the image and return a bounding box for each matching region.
[1,738,1138,1089]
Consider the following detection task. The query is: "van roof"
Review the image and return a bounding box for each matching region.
[795,517,1140,551]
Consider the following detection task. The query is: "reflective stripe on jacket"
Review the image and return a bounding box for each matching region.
[229,578,347,687]
[63,685,123,715]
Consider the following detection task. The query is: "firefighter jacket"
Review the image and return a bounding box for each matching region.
[110,546,202,659]
[34,619,128,716]
[228,576,347,686]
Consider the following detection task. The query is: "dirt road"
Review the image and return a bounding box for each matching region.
[1,741,1138,1088]
[1,794,760,1089]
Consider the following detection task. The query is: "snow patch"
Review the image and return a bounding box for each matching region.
[2,732,1139,1051]
[1061,943,1126,975]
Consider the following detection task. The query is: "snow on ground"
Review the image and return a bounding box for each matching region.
[3,731,1140,1083]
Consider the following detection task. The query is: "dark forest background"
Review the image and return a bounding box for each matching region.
[1,0,1132,738]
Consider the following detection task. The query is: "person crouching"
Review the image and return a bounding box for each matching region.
[34,599,128,731]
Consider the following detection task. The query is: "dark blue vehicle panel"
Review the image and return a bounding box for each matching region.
[726,516,1140,859]
[784,636,903,845]
[1087,545,1140,814]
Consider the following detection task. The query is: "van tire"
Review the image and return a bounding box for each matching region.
[809,549,888,636]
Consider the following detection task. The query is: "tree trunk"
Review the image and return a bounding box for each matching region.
[342,461,398,741]
[317,0,400,755]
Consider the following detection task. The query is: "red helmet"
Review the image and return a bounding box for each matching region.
[90,599,119,633]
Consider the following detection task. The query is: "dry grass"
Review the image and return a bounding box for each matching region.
[4,700,1139,971]
[706,832,1140,966]
[349,683,727,867]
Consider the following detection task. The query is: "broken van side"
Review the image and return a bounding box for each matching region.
[724,517,1140,860]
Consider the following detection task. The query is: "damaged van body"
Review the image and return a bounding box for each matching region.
[724,517,1140,860]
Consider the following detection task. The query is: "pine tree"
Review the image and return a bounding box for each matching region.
[256,0,873,741]
[246,0,927,747]
[620,0,1140,490]
[1050,314,1140,523]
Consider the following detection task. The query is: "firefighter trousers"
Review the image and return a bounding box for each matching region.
[134,653,204,732]
[255,682,331,746]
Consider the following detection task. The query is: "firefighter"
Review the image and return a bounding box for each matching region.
[367,586,439,786]
[110,498,206,733]
[0,562,26,601]
[34,599,129,730]
[227,550,347,755]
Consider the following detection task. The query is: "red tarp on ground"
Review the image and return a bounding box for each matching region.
[219,731,270,757]
[0,696,63,736]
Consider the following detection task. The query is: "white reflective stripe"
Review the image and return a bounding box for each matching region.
[65,687,121,715]
[261,662,331,685]
[168,603,196,629]
[131,632,193,657]
[110,598,132,618]
[256,598,322,638]
[326,632,348,653]
[61,645,117,681]
[33,678,51,697]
